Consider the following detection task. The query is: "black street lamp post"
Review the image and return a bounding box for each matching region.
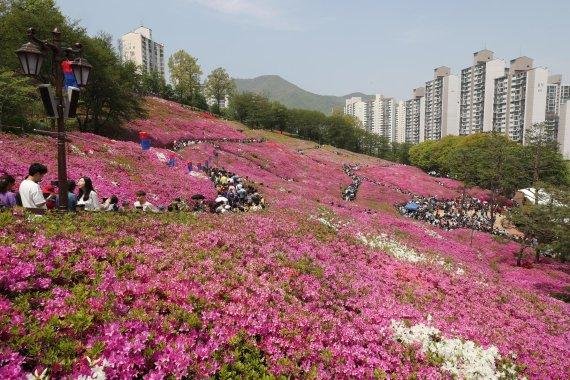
[16,27,92,211]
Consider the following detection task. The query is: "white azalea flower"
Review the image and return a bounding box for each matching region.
[391,320,524,379]
[77,357,109,380]
[26,368,49,380]
[358,233,465,275]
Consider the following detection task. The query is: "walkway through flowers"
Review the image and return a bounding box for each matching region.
[342,163,362,201]
[172,137,266,151]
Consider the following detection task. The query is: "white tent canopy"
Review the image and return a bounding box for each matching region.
[517,188,563,207]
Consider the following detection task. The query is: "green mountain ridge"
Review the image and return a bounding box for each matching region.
[233,75,371,115]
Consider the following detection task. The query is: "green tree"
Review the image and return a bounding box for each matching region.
[190,92,209,111]
[0,68,36,131]
[140,69,170,98]
[168,50,202,104]
[523,122,568,194]
[509,185,569,263]
[409,135,463,175]
[0,0,84,76]
[409,140,441,172]
[286,108,327,141]
[324,114,361,152]
[462,134,528,222]
[392,142,413,164]
[265,102,289,132]
[228,92,271,129]
[204,67,235,109]
[0,1,144,134]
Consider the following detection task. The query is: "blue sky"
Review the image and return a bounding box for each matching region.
[55,0,570,99]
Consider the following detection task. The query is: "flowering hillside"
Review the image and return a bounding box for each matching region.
[123,98,246,146]
[0,97,569,379]
[0,133,216,205]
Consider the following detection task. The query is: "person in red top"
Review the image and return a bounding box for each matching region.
[42,184,57,210]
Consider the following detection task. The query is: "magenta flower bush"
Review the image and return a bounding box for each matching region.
[123,98,246,146]
[0,132,216,206]
[0,97,568,379]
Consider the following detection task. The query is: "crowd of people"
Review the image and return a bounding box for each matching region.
[398,195,508,233]
[342,164,362,201]
[205,168,265,213]
[0,163,265,215]
[172,137,266,151]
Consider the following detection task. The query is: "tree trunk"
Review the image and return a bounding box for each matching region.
[0,103,4,133]
[517,248,523,266]
[535,247,540,263]
[533,145,540,205]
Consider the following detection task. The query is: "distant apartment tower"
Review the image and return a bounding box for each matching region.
[404,87,426,144]
[493,57,548,143]
[460,50,506,135]
[394,100,407,143]
[370,95,396,141]
[344,97,371,131]
[206,95,230,109]
[558,101,570,159]
[546,75,570,139]
[424,66,460,141]
[119,26,165,77]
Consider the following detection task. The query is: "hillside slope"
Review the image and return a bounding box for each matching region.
[0,97,568,379]
[234,75,371,114]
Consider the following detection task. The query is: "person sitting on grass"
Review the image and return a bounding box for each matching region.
[76,177,101,211]
[19,163,50,211]
[42,184,58,210]
[55,180,77,211]
[134,190,159,212]
[0,174,18,209]
[101,195,120,211]
[168,198,189,212]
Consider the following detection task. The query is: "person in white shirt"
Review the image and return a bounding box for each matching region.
[76,177,101,211]
[19,163,50,210]
[134,190,160,212]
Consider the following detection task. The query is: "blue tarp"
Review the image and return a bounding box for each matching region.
[404,202,419,211]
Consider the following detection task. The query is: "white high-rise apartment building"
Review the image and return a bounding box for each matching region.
[119,26,165,78]
[344,97,371,131]
[405,87,426,144]
[370,95,396,141]
[546,75,570,116]
[558,101,570,159]
[394,100,407,143]
[460,50,506,135]
[546,75,570,140]
[493,57,548,143]
[424,66,460,141]
[425,66,460,140]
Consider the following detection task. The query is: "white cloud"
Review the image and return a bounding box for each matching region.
[189,0,300,31]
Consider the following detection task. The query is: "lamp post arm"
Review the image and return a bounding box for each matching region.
[26,28,60,54]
